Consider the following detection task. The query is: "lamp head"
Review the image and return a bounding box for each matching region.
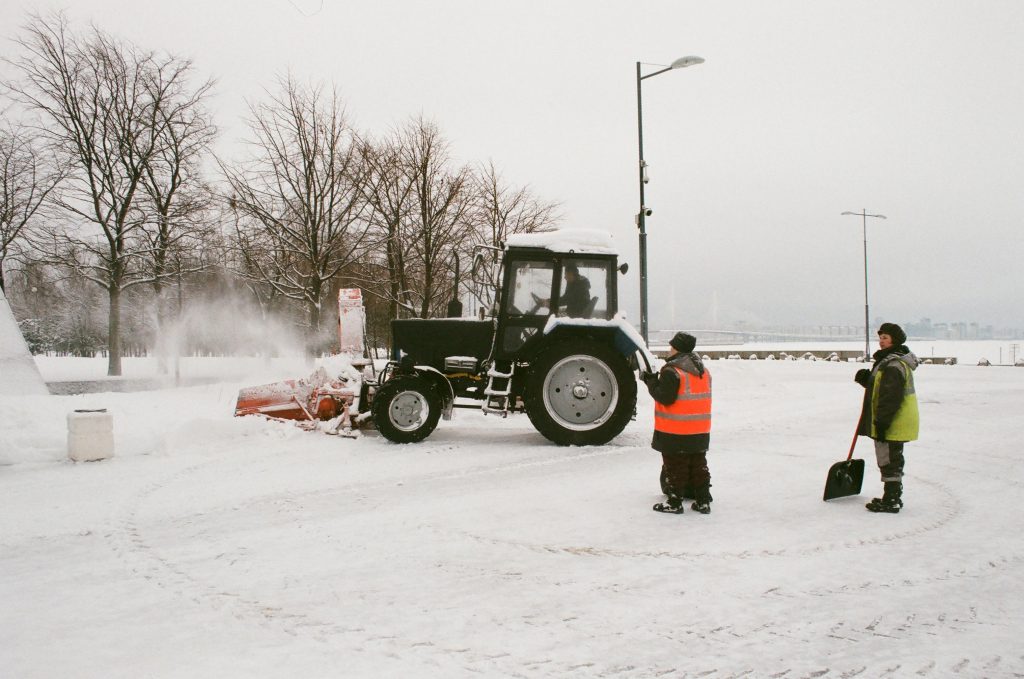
[670,56,705,69]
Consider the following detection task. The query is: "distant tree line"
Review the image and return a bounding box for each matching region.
[0,12,559,374]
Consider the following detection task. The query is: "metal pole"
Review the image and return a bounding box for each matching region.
[842,209,886,360]
[862,209,869,359]
[636,62,649,346]
[634,57,701,347]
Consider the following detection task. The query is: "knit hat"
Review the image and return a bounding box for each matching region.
[669,332,697,354]
[877,322,907,345]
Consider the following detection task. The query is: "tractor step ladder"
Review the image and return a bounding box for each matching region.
[481,360,515,417]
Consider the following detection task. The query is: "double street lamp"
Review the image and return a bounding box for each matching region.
[841,209,887,359]
[636,56,704,346]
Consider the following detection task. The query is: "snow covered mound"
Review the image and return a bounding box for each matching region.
[0,288,47,395]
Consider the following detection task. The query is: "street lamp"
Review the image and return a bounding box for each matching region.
[636,55,704,346]
[841,209,887,359]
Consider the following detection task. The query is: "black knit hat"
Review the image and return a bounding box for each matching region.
[669,332,697,354]
[877,322,907,345]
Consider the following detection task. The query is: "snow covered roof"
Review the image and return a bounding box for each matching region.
[505,229,618,256]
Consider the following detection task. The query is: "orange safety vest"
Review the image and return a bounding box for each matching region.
[654,366,712,435]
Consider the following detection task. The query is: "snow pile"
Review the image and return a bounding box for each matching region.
[505,228,618,255]
[0,287,47,395]
[313,353,366,382]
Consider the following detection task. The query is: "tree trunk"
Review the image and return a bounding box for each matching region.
[385,235,400,322]
[107,286,122,376]
[308,297,322,356]
[420,260,433,318]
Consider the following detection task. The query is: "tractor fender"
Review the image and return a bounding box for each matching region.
[412,365,456,420]
[537,317,655,373]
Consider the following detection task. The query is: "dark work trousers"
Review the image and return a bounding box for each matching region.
[661,451,710,496]
[873,440,905,482]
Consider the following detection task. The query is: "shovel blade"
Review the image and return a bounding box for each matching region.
[823,458,865,501]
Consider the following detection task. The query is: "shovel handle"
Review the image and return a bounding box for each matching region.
[847,425,859,461]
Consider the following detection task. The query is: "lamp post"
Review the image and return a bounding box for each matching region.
[841,209,886,359]
[636,56,703,347]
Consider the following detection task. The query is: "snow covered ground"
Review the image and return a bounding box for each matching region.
[2,351,1024,677]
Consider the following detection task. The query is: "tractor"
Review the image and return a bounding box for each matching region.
[368,229,655,445]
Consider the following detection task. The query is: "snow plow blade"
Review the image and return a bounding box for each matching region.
[233,367,363,436]
[234,378,338,421]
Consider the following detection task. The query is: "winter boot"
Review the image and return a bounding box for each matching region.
[690,486,712,515]
[653,493,684,514]
[866,481,903,513]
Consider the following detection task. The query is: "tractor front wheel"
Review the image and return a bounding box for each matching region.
[524,339,637,446]
[372,375,442,443]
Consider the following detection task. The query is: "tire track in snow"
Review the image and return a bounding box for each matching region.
[104,450,342,637]
[439,472,964,565]
[100,437,649,673]
[188,438,637,518]
[99,415,1024,677]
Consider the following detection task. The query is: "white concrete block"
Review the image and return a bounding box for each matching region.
[67,409,114,462]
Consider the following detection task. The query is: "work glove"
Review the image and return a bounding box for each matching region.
[874,420,889,440]
[854,368,870,386]
[641,370,658,386]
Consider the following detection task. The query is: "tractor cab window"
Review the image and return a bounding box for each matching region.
[558,259,611,319]
[504,260,554,316]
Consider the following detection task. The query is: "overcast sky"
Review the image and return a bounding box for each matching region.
[3,1,1022,331]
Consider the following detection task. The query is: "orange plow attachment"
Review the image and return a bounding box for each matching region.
[235,377,343,422]
[233,289,370,436]
[234,367,361,434]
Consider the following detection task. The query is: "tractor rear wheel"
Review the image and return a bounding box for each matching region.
[524,339,637,446]
[373,375,442,443]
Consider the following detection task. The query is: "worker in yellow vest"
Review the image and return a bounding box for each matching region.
[854,322,920,513]
[643,332,713,514]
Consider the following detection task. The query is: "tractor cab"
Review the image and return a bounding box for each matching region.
[494,241,620,360]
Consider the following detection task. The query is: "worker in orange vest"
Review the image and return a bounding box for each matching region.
[643,332,713,514]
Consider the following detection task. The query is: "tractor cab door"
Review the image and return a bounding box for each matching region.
[495,258,555,359]
[554,258,616,320]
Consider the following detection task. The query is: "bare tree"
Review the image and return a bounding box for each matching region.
[462,160,561,313]
[133,51,217,374]
[5,13,215,375]
[6,258,106,357]
[222,76,370,343]
[0,123,64,292]
[472,159,559,248]
[357,130,417,320]
[356,131,559,324]
[140,68,216,300]
[401,116,474,318]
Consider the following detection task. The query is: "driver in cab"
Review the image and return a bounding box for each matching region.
[532,264,592,317]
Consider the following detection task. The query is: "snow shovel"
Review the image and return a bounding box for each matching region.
[822,427,865,501]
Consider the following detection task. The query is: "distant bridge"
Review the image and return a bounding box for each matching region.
[649,328,868,345]
[647,328,957,364]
